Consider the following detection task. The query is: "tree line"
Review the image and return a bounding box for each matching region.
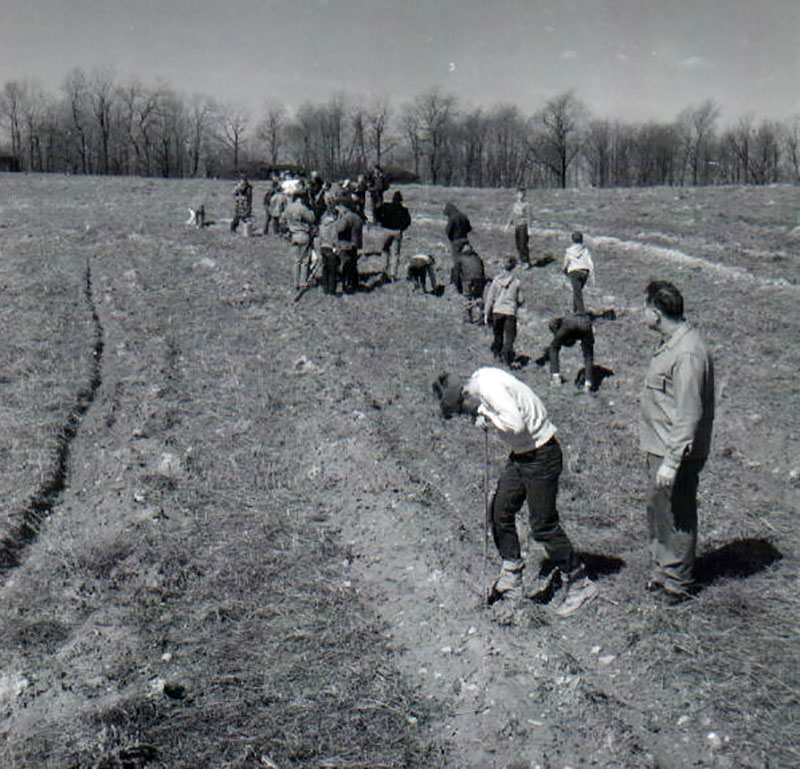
[2,67,798,187]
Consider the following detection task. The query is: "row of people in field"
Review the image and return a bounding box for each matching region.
[227,173,603,391]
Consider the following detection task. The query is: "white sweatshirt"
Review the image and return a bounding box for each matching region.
[563,243,595,276]
[463,367,556,454]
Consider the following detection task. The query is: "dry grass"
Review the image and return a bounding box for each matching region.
[0,176,797,768]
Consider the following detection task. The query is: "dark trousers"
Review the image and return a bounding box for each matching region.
[550,330,594,384]
[462,278,485,323]
[514,224,530,265]
[491,438,576,572]
[408,263,436,292]
[369,190,383,222]
[568,270,589,313]
[340,248,359,293]
[491,313,517,365]
[646,454,706,594]
[382,231,403,279]
[321,248,340,295]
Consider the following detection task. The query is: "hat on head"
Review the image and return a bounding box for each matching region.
[432,373,463,419]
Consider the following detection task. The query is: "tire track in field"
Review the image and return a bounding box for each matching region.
[0,259,104,575]
[414,215,798,291]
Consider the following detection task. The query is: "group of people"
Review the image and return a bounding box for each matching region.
[228,176,715,621]
[226,164,411,297]
[434,267,715,618]
[434,200,715,618]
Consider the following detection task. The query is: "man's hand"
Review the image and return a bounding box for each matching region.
[475,415,489,430]
[656,462,677,489]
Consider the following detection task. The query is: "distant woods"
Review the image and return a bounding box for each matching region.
[1,68,798,186]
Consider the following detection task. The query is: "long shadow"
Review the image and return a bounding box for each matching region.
[694,538,782,587]
[539,552,626,580]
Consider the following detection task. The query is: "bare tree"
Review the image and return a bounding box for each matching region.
[584,119,612,187]
[365,96,392,165]
[453,108,488,187]
[410,88,457,184]
[347,103,368,172]
[257,101,286,167]
[187,94,213,176]
[485,105,528,187]
[782,116,800,182]
[218,104,249,172]
[0,80,26,157]
[318,93,346,176]
[529,91,586,188]
[676,99,719,185]
[399,106,422,179]
[20,82,47,171]
[62,68,91,173]
[88,68,117,174]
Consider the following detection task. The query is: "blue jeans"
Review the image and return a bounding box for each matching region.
[491,438,577,572]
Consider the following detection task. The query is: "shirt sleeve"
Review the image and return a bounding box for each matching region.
[664,352,706,469]
[476,389,526,435]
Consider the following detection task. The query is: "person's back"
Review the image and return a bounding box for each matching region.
[444,202,472,243]
[377,196,411,232]
[486,268,522,317]
[336,205,364,250]
[285,196,314,237]
[457,251,485,284]
[317,208,340,251]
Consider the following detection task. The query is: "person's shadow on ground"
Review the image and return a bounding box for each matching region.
[694,538,782,589]
[538,552,626,582]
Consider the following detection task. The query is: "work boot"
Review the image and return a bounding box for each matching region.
[554,565,599,617]
[488,559,524,605]
[526,566,563,603]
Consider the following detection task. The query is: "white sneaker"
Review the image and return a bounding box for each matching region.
[554,576,599,617]
[488,559,524,603]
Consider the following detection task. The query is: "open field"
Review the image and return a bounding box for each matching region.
[0,175,798,768]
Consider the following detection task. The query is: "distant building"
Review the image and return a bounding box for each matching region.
[0,155,21,173]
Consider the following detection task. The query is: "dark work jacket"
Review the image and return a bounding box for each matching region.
[453,252,485,293]
[376,200,411,231]
[443,203,472,243]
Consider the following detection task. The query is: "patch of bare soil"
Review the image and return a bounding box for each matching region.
[1,177,798,768]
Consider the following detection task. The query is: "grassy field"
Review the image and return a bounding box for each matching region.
[0,175,797,768]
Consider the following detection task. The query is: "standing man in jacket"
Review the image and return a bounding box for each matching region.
[367,163,388,223]
[485,255,523,366]
[443,202,472,283]
[284,184,316,292]
[641,281,714,603]
[336,196,365,294]
[505,188,532,268]
[453,244,486,323]
[433,367,599,617]
[376,190,411,281]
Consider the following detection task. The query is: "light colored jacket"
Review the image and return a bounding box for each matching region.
[464,367,556,454]
[563,243,594,277]
[507,199,531,228]
[640,322,715,468]
[484,270,523,322]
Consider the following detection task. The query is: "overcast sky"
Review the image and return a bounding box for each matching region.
[1,0,798,126]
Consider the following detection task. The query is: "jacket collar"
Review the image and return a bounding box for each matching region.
[654,321,692,355]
